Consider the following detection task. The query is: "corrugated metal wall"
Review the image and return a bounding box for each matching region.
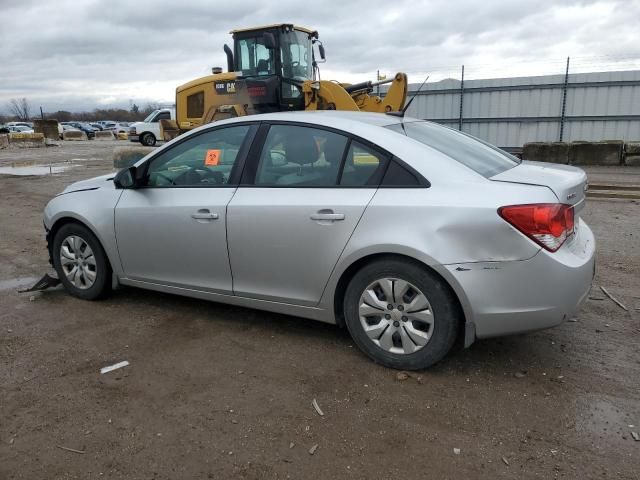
[391,70,640,149]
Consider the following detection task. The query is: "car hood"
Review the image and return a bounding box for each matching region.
[491,161,588,212]
[60,173,116,195]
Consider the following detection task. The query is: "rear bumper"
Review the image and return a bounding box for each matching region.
[446,219,595,339]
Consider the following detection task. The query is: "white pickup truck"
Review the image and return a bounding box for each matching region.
[128,108,175,146]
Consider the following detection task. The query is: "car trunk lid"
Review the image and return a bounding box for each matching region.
[490,161,588,213]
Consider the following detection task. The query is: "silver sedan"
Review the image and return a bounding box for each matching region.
[43,111,595,370]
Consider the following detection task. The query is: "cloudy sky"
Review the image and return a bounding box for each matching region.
[1,0,639,114]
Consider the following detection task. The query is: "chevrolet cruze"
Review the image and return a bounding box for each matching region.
[43,111,595,369]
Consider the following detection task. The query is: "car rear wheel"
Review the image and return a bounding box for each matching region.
[343,258,461,370]
[52,223,111,300]
[140,133,156,146]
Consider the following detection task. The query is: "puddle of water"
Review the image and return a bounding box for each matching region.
[0,165,74,176]
[0,276,39,291]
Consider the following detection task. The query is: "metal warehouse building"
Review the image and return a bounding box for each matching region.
[397,70,640,150]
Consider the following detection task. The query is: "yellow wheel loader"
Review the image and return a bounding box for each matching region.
[166,24,408,140]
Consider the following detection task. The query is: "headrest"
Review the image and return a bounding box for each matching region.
[284,132,319,165]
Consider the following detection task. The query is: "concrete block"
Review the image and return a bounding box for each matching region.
[33,119,60,140]
[0,134,8,149]
[522,142,569,164]
[117,131,129,140]
[624,142,640,155]
[113,146,155,168]
[63,130,87,141]
[569,141,623,166]
[9,133,46,148]
[94,130,115,140]
[624,154,640,166]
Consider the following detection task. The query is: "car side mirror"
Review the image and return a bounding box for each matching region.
[263,32,276,50]
[318,43,326,60]
[114,166,137,189]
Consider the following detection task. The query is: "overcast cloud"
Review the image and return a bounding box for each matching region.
[1,0,639,113]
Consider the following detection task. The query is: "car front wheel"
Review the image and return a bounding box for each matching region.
[52,223,112,300]
[343,258,461,370]
[140,133,156,146]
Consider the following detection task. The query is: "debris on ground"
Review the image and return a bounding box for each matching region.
[396,372,409,381]
[514,371,527,378]
[100,360,129,374]
[453,448,461,455]
[289,442,295,449]
[312,398,324,417]
[631,432,640,441]
[502,456,510,466]
[600,286,628,311]
[308,444,319,455]
[57,445,85,454]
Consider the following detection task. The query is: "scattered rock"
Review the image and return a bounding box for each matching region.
[502,456,510,466]
[631,432,640,441]
[289,442,295,449]
[514,371,527,378]
[453,448,461,455]
[309,444,319,455]
[396,372,409,381]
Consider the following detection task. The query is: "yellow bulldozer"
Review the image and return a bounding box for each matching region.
[165,24,408,139]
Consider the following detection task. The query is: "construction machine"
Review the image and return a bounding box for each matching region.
[167,24,408,139]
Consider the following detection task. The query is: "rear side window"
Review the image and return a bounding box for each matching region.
[254,125,348,186]
[386,121,519,178]
[381,160,422,186]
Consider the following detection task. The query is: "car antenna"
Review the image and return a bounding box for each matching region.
[387,75,429,118]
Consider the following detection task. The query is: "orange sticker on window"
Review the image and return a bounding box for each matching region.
[205,149,222,166]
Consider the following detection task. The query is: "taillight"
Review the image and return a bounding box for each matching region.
[498,204,575,252]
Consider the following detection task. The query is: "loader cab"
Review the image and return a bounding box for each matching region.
[231,24,319,113]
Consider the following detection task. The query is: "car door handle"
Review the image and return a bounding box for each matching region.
[191,210,219,220]
[310,212,345,221]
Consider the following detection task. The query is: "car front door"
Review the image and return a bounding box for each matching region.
[227,123,390,306]
[114,124,255,293]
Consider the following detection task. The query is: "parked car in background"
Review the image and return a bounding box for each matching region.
[7,125,35,133]
[90,123,104,131]
[66,122,96,139]
[61,124,82,137]
[7,121,34,129]
[42,111,595,370]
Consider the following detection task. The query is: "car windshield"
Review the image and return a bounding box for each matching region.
[143,111,159,122]
[386,121,520,178]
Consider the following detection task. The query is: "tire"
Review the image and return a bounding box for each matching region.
[140,133,156,146]
[343,258,461,370]
[52,223,112,300]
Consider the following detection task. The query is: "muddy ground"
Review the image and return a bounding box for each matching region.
[1,142,639,479]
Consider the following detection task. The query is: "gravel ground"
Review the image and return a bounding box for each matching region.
[0,142,639,479]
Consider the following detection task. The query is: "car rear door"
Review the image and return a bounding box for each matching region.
[226,122,390,306]
[114,124,256,293]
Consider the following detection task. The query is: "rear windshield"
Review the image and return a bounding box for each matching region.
[386,121,520,178]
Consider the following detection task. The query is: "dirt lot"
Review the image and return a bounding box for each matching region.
[1,142,639,479]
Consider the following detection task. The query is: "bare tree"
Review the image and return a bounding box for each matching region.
[8,98,31,121]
